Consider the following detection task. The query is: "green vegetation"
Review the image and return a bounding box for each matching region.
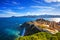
[16,32,60,40]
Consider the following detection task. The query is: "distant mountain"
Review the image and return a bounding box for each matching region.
[0,15,60,18]
[12,15,60,18]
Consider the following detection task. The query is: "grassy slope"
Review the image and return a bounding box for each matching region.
[16,32,60,40]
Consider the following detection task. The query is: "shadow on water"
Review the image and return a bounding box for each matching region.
[0,27,26,40]
[0,29,19,40]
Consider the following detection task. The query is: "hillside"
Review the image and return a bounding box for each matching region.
[19,19,60,35]
[16,32,60,40]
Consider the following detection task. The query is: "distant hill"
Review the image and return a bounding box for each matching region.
[1,15,60,18]
[12,15,60,18]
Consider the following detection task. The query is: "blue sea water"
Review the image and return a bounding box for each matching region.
[0,17,39,40]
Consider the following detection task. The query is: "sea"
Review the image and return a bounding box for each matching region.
[0,17,60,40]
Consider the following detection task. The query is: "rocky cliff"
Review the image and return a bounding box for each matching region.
[19,19,60,36]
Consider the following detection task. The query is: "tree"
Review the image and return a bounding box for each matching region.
[50,36,58,40]
[55,32,60,40]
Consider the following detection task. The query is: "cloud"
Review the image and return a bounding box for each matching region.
[25,9,60,15]
[30,6,55,9]
[25,12,41,16]
[26,12,39,15]
[4,1,19,5]
[0,5,60,17]
[12,1,18,5]
[26,5,60,15]
[5,10,25,16]
[17,7,25,9]
[32,0,42,4]
[0,9,24,17]
[12,6,25,10]
[32,0,45,5]
[52,3,60,7]
[32,0,60,7]
[25,8,55,15]
[44,0,60,3]
[25,12,51,16]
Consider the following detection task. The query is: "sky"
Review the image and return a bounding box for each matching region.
[0,0,60,17]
